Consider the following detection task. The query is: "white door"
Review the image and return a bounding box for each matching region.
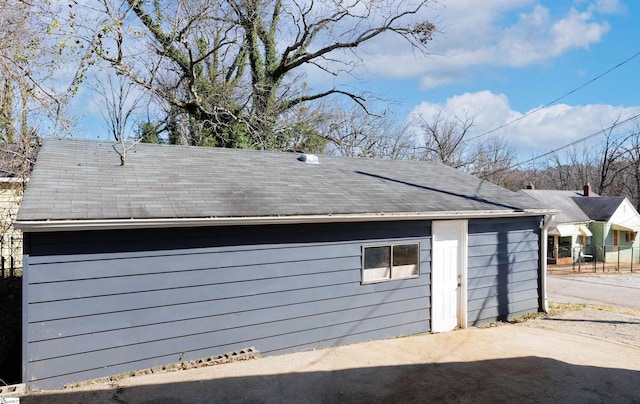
[431,220,467,332]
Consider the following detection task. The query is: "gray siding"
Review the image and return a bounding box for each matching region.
[23,221,432,389]
[467,217,542,326]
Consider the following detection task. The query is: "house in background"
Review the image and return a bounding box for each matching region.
[0,169,24,274]
[0,142,38,275]
[16,138,554,390]
[520,184,640,264]
[575,192,640,263]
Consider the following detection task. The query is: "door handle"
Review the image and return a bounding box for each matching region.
[457,274,462,287]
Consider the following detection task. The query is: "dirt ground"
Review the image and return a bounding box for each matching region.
[12,303,640,404]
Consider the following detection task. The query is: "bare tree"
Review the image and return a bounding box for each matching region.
[94,73,150,164]
[95,73,147,143]
[534,118,632,195]
[544,145,598,191]
[68,0,436,149]
[620,121,640,210]
[567,145,598,191]
[0,1,75,137]
[595,117,630,196]
[469,135,516,186]
[323,106,414,159]
[415,111,476,169]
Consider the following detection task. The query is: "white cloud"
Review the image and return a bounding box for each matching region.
[588,0,627,14]
[504,103,640,153]
[408,90,640,158]
[409,91,514,127]
[549,9,610,55]
[359,0,618,88]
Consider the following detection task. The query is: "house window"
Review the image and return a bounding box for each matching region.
[613,230,619,246]
[362,243,419,283]
[624,231,636,243]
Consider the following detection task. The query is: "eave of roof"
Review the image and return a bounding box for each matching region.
[0,177,27,183]
[15,208,556,232]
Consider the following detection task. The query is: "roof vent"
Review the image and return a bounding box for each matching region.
[298,153,319,164]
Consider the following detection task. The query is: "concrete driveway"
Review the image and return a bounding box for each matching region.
[16,306,640,404]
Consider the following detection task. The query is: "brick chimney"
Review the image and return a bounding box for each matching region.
[583,183,592,197]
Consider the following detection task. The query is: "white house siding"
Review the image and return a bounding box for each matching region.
[0,183,23,273]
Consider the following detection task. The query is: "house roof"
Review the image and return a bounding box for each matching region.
[518,189,593,225]
[519,188,638,230]
[16,138,553,231]
[573,196,625,222]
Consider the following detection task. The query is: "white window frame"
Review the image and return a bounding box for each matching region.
[361,243,420,284]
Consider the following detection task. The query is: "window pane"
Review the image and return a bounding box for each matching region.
[363,246,391,283]
[393,244,419,266]
[364,246,391,269]
[392,244,419,278]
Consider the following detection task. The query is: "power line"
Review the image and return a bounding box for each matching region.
[466,49,640,143]
[510,111,640,169]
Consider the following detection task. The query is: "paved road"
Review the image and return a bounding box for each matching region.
[547,273,640,310]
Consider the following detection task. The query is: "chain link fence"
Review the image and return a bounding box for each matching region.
[569,245,639,273]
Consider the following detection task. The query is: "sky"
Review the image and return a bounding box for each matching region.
[355,0,640,162]
[75,0,640,164]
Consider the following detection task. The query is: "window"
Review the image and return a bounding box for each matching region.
[613,230,619,246]
[625,231,637,243]
[362,243,419,283]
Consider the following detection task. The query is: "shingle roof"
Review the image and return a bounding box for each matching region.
[16,138,551,228]
[518,189,593,225]
[519,189,627,225]
[574,196,625,222]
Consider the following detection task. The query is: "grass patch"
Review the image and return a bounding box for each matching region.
[508,311,547,323]
[547,302,587,316]
[480,303,589,328]
[548,302,640,317]
[473,302,638,330]
[479,310,549,328]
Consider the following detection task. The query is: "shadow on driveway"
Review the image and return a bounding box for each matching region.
[22,356,640,404]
